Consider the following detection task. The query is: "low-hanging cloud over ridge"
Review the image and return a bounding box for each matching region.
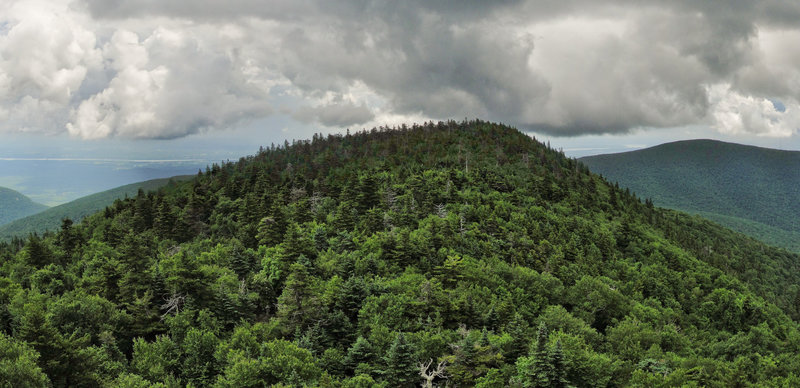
[2,0,800,139]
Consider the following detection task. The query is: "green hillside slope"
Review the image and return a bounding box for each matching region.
[0,186,48,225]
[580,139,800,251]
[0,176,191,241]
[0,122,799,387]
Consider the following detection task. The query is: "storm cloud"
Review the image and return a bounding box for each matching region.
[2,0,800,139]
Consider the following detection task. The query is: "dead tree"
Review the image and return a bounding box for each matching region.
[160,293,185,320]
[419,359,447,388]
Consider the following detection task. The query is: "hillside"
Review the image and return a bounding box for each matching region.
[580,139,800,251]
[0,176,191,241]
[0,186,48,226]
[1,121,799,387]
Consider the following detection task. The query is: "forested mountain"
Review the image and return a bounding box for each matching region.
[1,121,799,387]
[0,176,191,242]
[580,139,800,251]
[0,186,48,226]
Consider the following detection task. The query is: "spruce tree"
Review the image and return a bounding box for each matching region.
[549,340,570,388]
[345,336,374,374]
[381,333,418,387]
[506,313,530,361]
[531,323,551,388]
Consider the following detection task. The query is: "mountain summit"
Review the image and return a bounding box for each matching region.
[1,122,799,386]
[0,186,48,226]
[580,139,800,251]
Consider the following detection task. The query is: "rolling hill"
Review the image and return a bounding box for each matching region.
[580,139,800,251]
[0,176,191,241]
[1,122,799,386]
[0,186,48,226]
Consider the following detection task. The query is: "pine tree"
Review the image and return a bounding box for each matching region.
[530,323,552,388]
[549,340,570,388]
[22,235,53,268]
[355,174,380,213]
[154,201,178,241]
[506,313,531,361]
[345,336,374,374]
[276,262,318,333]
[57,218,80,260]
[256,201,287,247]
[381,333,418,387]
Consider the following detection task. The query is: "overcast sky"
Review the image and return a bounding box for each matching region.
[3,0,800,158]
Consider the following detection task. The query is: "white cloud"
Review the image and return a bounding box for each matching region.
[709,84,799,137]
[3,0,800,139]
[0,0,101,132]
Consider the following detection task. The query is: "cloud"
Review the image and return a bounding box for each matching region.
[66,28,272,139]
[2,0,800,138]
[294,100,374,128]
[708,84,800,137]
[0,0,101,132]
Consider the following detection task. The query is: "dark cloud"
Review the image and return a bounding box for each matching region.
[2,0,800,138]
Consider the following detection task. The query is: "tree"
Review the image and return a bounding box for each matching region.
[505,313,531,361]
[549,340,569,388]
[154,201,178,241]
[256,203,287,247]
[0,332,49,388]
[57,218,81,260]
[419,359,448,388]
[530,323,552,388]
[276,262,319,333]
[381,333,418,387]
[20,235,53,268]
[345,336,375,374]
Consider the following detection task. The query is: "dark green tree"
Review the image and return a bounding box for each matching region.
[381,333,418,387]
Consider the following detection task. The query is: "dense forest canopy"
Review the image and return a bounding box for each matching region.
[1,120,799,387]
[580,140,800,252]
[0,176,192,242]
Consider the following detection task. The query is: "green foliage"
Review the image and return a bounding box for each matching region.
[380,333,418,387]
[0,332,49,388]
[581,139,800,252]
[0,120,798,386]
[0,186,48,226]
[0,176,191,241]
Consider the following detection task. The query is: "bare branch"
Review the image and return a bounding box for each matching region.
[419,359,448,388]
[160,293,185,320]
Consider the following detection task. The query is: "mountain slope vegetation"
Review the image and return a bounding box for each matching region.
[580,139,800,251]
[0,186,48,226]
[0,176,191,242]
[1,121,799,387]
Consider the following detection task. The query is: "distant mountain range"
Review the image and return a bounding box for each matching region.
[580,139,800,251]
[0,187,49,225]
[0,175,191,241]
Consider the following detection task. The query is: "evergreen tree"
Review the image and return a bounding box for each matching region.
[506,313,531,361]
[257,202,287,247]
[381,333,418,387]
[154,201,178,241]
[530,323,552,388]
[355,174,380,213]
[21,235,53,268]
[276,261,318,333]
[345,336,375,374]
[57,218,80,260]
[549,340,570,388]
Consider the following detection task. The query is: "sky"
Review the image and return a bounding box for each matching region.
[3,0,800,163]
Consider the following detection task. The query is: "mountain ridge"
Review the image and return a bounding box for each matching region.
[580,138,800,251]
[0,175,192,241]
[0,186,48,226]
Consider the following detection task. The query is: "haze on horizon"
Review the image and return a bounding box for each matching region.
[2,0,800,159]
